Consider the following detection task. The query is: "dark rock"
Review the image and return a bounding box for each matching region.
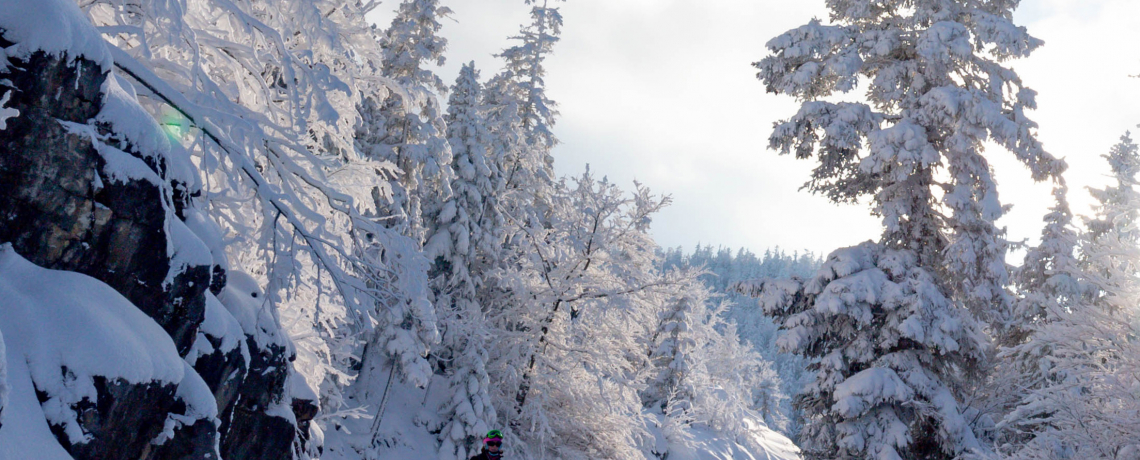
[220,338,294,460]
[192,334,247,414]
[292,394,320,455]
[142,418,217,460]
[163,265,212,354]
[33,371,216,460]
[36,375,175,460]
[209,264,227,296]
[0,44,206,355]
[0,47,219,460]
[0,32,306,460]
[292,397,319,425]
[221,407,296,460]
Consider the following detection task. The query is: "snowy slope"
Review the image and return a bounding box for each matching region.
[664,419,801,460]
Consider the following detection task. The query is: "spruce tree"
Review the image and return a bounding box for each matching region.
[643,294,700,415]
[992,182,1082,452]
[427,63,502,460]
[484,0,563,221]
[999,133,1140,458]
[752,1,1063,458]
[351,0,453,415]
[360,0,454,243]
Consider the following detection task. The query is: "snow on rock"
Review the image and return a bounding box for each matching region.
[0,244,184,386]
[94,135,164,186]
[166,215,214,286]
[289,369,320,422]
[95,73,199,189]
[0,358,75,460]
[0,243,196,457]
[0,0,112,72]
[215,269,303,460]
[290,370,320,406]
[0,91,18,130]
[186,291,249,418]
[182,207,230,273]
[220,270,290,349]
[187,293,247,367]
[55,117,164,187]
[154,362,218,446]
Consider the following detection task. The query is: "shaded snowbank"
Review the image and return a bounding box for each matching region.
[0,245,216,459]
[0,0,111,71]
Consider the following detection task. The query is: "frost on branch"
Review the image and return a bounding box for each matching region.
[78,0,442,429]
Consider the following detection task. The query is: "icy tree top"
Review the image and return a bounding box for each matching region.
[381,0,451,92]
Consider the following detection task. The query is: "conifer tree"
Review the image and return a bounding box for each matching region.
[484,0,564,220]
[1004,182,1080,348]
[360,0,454,243]
[643,294,700,415]
[992,182,1082,451]
[427,63,502,460]
[752,1,1063,458]
[998,133,1140,458]
[352,0,453,412]
[642,287,776,444]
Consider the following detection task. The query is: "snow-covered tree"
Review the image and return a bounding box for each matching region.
[991,182,1082,451]
[1004,182,1080,348]
[752,0,1064,457]
[487,171,680,459]
[997,133,1140,459]
[737,245,988,460]
[660,245,818,434]
[426,62,506,280]
[642,285,781,446]
[1085,132,1140,263]
[484,0,564,220]
[78,0,441,438]
[426,62,503,460]
[360,0,455,243]
[644,294,701,416]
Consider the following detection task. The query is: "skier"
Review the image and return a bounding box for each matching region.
[468,430,504,460]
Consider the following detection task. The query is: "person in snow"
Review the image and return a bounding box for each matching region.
[469,430,504,460]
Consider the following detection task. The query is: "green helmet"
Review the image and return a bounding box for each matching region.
[484,430,504,441]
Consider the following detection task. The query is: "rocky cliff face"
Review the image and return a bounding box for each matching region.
[0,14,318,460]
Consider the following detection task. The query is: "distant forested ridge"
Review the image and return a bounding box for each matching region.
[661,246,820,436]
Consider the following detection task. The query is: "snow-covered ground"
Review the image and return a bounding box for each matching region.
[319,376,800,460]
[663,419,800,460]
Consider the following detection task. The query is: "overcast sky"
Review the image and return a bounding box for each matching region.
[371,0,1140,257]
